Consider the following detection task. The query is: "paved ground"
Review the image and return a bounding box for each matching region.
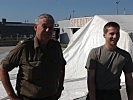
[60,77,128,100]
[0,46,128,100]
[0,46,14,53]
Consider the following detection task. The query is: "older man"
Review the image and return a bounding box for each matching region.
[0,13,66,100]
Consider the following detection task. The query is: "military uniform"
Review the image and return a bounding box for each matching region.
[0,36,66,98]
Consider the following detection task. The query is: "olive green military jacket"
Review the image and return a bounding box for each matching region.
[1,36,66,98]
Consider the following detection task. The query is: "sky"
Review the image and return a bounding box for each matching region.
[0,0,133,23]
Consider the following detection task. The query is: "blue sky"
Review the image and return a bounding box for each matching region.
[0,0,133,23]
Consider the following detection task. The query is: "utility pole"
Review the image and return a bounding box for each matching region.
[116,0,120,15]
[124,8,126,15]
[72,10,75,18]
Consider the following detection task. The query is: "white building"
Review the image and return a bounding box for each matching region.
[58,16,92,44]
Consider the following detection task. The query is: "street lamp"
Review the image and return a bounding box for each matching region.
[116,0,120,15]
[72,10,75,18]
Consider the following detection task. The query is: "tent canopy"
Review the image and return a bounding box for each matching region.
[63,15,133,80]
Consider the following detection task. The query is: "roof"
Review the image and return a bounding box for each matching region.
[98,15,133,33]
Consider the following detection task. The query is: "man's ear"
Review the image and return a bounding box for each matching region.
[103,34,105,37]
[34,24,37,31]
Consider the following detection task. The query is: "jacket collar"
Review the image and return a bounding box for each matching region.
[34,36,40,49]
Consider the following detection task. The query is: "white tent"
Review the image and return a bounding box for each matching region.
[63,15,133,82]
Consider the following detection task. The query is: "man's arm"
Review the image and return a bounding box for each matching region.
[87,69,96,100]
[58,44,66,91]
[125,72,133,100]
[55,62,65,99]
[58,63,65,90]
[0,67,19,100]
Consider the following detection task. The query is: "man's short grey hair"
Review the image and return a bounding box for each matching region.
[35,13,54,24]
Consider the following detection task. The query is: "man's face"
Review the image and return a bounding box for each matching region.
[104,27,120,46]
[34,17,54,40]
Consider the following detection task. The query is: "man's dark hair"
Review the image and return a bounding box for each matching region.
[103,22,120,34]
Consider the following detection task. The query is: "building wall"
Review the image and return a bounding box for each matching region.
[58,20,72,44]
[70,17,92,27]
[58,16,93,44]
